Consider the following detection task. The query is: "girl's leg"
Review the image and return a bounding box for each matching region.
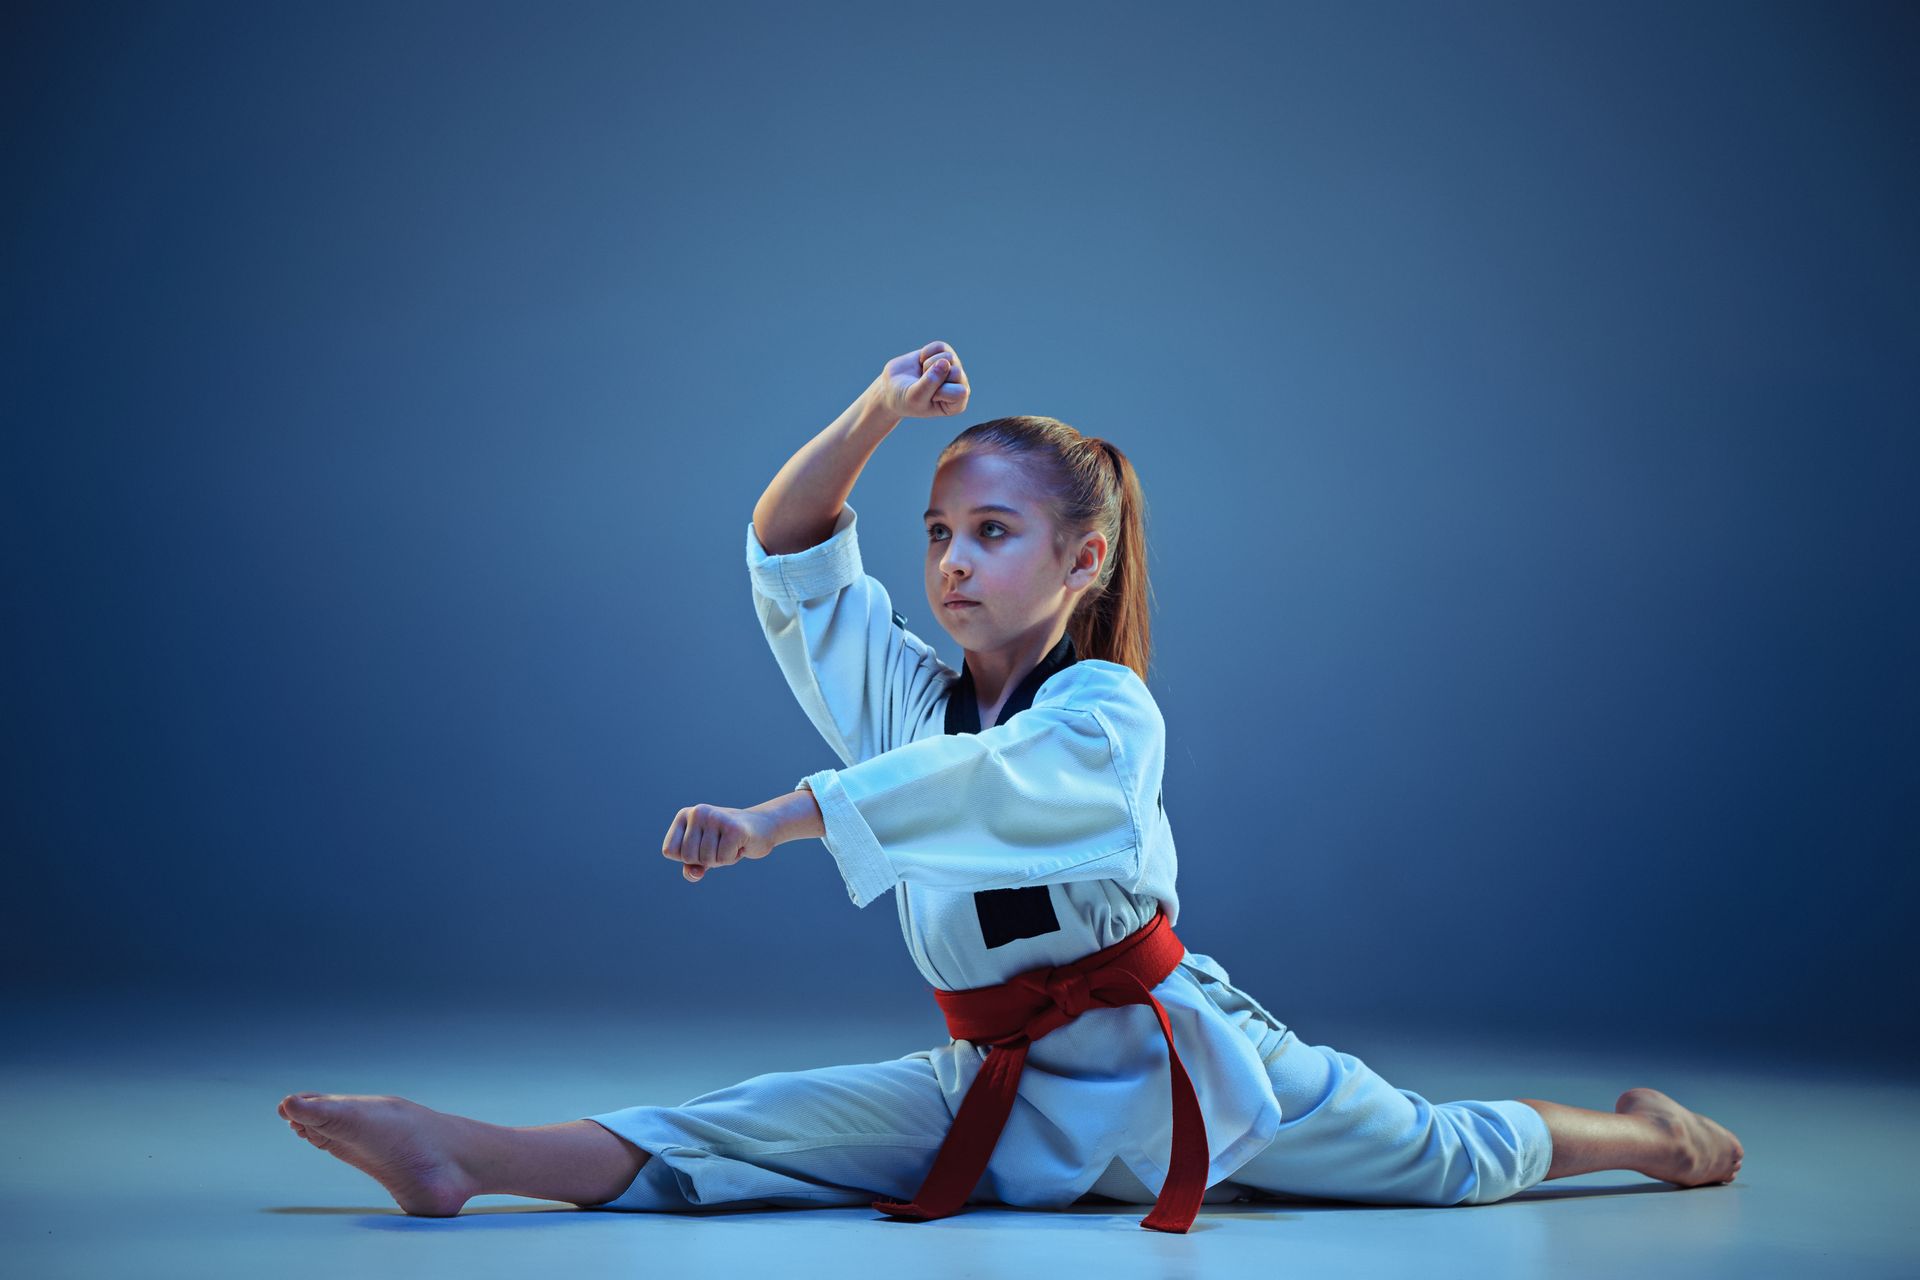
[278,1092,649,1217]
[1518,1087,1744,1185]
[1223,1034,1555,1207]
[1224,1031,1746,1208]
[284,1052,961,1219]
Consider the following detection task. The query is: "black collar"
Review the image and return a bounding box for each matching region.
[945,632,1079,735]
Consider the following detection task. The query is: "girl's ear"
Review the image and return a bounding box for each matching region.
[1079,535,1106,578]
[1056,524,1098,583]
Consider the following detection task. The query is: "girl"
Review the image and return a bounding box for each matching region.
[278,341,1745,1229]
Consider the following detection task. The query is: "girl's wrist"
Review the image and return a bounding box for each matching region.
[754,786,827,847]
[854,380,904,430]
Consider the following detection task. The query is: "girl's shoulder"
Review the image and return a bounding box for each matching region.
[1037,659,1163,729]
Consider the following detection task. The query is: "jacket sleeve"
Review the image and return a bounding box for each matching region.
[795,663,1165,908]
[748,501,956,767]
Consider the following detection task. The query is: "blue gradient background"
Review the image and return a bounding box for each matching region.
[3,1,1913,1066]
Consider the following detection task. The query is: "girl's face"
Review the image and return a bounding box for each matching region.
[922,450,1103,651]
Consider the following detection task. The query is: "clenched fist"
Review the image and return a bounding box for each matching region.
[868,341,971,420]
[661,804,779,882]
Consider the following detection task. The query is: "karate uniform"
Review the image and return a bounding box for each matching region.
[582,502,1554,1215]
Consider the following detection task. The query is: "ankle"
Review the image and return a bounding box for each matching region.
[441,1115,514,1197]
[1627,1112,1688,1179]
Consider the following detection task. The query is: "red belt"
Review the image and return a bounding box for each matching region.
[871,906,1210,1233]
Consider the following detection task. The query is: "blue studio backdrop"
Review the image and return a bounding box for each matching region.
[2,1,1914,1069]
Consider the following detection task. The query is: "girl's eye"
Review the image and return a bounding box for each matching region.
[927,522,1004,542]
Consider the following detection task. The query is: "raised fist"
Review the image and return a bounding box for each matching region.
[869,341,970,419]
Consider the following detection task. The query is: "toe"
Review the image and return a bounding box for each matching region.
[283,1095,332,1124]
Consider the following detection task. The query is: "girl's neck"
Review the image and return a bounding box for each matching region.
[965,624,1070,716]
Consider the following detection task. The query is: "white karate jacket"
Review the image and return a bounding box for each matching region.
[748,501,1286,1206]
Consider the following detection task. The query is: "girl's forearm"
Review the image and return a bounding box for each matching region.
[752,787,826,848]
[751,386,902,555]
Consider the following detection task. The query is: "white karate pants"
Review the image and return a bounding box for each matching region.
[579,1016,1555,1214]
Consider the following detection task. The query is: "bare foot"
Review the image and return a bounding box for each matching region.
[1615,1087,1745,1187]
[279,1092,482,1216]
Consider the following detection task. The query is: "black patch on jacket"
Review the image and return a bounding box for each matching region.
[974,885,1062,950]
[945,633,1081,949]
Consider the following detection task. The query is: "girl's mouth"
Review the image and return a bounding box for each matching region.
[944,602,979,610]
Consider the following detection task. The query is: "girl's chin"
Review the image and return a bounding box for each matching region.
[939,607,986,635]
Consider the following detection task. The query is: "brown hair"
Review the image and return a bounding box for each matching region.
[936,416,1154,685]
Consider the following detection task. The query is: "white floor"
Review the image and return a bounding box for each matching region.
[3,991,1915,1279]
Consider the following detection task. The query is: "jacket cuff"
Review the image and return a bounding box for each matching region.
[747,503,862,603]
[797,770,897,908]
